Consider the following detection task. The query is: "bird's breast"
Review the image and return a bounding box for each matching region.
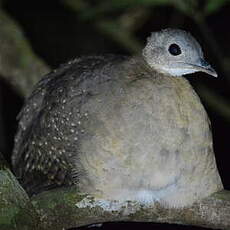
[73,75,211,202]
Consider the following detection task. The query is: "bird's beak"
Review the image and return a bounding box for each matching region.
[174,59,218,77]
[192,58,218,77]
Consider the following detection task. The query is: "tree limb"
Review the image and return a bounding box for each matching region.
[0,152,42,230]
[31,187,230,230]
[0,8,50,98]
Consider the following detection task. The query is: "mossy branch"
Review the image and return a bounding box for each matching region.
[1,179,229,230]
[29,188,230,230]
[0,157,42,230]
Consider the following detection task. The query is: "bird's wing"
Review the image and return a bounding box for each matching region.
[12,55,125,195]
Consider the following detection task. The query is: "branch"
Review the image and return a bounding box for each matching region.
[0,8,50,97]
[31,187,230,230]
[0,152,42,230]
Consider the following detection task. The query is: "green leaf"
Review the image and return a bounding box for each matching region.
[205,0,228,15]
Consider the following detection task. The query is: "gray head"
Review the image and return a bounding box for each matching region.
[142,28,217,77]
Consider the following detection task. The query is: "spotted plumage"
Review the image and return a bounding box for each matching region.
[13,55,126,194]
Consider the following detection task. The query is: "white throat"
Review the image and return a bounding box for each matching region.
[159,67,198,77]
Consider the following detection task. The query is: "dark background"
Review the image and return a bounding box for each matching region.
[0,0,229,229]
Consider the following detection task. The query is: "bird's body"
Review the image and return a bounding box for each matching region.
[12,29,222,207]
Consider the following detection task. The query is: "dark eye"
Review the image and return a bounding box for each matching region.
[168,43,181,56]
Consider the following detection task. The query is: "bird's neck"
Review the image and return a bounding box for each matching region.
[122,55,191,91]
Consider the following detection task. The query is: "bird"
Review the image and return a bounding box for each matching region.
[12,28,223,208]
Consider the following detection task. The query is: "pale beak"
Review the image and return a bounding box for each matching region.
[181,58,217,77]
[183,58,217,77]
[197,58,218,77]
[174,59,218,77]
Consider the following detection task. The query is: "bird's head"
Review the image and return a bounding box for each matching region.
[142,28,217,77]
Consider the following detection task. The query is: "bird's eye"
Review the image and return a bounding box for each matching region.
[168,43,181,56]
